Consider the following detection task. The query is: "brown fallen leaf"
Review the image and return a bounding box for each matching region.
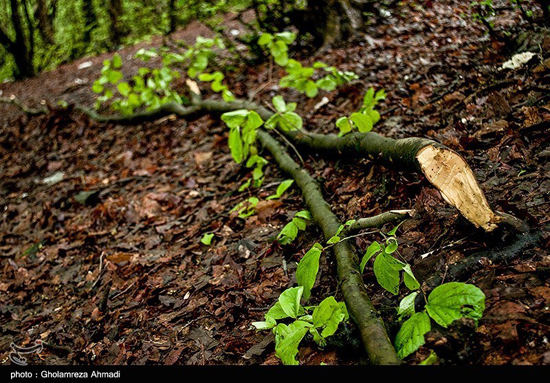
[255,199,283,222]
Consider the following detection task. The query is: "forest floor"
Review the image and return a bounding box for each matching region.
[1,1,550,366]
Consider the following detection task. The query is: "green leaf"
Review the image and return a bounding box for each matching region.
[296,244,323,301]
[385,237,398,254]
[336,117,352,135]
[108,70,123,84]
[419,350,438,365]
[221,109,248,128]
[228,127,243,163]
[293,217,307,230]
[295,210,312,220]
[238,178,251,192]
[274,320,310,365]
[359,241,381,273]
[267,179,294,200]
[252,315,276,330]
[363,88,375,106]
[279,112,302,131]
[316,77,337,91]
[275,31,296,44]
[112,53,122,69]
[312,296,346,338]
[278,287,304,318]
[403,264,420,290]
[244,110,264,130]
[305,80,318,98]
[375,89,387,101]
[425,282,485,328]
[117,82,131,97]
[264,114,280,130]
[277,221,299,245]
[397,291,419,319]
[266,302,290,320]
[387,221,404,236]
[222,89,235,102]
[92,81,104,93]
[394,311,431,359]
[367,109,381,125]
[350,112,373,132]
[272,96,286,113]
[258,33,273,45]
[326,236,340,244]
[344,219,356,227]
[373,253,401,295]
[200,233,214,246]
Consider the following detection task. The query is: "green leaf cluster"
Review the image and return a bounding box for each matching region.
[257,31,297,66]
[277,210,312,245]
[230,196,259,219]
[279,60,358,98]
[336,88,386,135]
[252,286,349,365]
[221,109,264,163]
[92,53,183,115]
[360,236,419,295]
[264,96,303,131]
[394,282,485,359]
[239,155,269,191]
[198,71,235,102]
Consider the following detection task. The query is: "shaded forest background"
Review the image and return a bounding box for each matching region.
[0,0,424,81]
[0,0,254,80]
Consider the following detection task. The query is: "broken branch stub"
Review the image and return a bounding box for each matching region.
[416,144,501,232]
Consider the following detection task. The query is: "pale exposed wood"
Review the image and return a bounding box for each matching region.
[416,145,502,231]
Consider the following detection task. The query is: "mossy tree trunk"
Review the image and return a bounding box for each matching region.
[0,0,36,79]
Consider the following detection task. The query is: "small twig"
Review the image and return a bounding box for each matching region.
[419,237,467,259]
[91,252,105,290]
[0,96,48,115]
[343,210,412,236]
[111,281,136,300]
[248,79,275,101]
[323,230,379,250]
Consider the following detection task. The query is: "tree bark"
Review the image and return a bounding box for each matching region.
[257,129,400,364]
[82,0,98,46]
[34,0,55,45]
[107,0,126,48]
[167,0,177,34]
[3,0,36,79]
[289,0,367,50]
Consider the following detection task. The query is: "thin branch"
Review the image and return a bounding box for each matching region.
[343,210,412,235]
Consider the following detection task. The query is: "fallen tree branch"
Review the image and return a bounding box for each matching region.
[2,93,521,233]
[424,229,542,289]
[0,96,48,115]
[2,95,517,233]
[343,210,412,235]
[256,129,400,365]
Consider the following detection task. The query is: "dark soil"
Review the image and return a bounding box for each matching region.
[1,1,550,365]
